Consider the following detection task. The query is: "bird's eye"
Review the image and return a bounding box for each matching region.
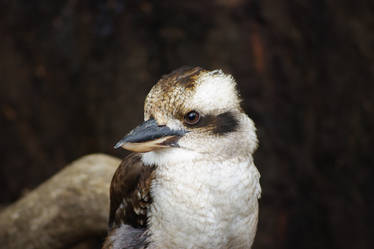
[184,111,200,125]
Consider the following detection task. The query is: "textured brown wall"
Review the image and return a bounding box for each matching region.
[0,1,373,249]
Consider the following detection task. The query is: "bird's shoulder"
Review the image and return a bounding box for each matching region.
[108,152,156,230]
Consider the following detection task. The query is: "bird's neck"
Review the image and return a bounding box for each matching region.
[141,149,261,249]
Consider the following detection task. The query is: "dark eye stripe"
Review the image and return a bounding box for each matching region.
[213,111,239,135]
[185,111,238,135]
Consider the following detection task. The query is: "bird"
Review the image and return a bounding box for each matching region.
[102,66,261,249]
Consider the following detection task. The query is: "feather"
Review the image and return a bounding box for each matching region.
[103,153,155,248]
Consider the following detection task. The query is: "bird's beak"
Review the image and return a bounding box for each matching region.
[114,118,187,153]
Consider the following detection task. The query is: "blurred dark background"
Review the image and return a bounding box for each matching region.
[0,0,373,249]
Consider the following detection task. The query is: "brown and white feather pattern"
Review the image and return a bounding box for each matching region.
[103,66,261,249]
[103,153,155,249]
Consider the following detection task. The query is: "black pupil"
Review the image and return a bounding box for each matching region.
[185,111,200,124]
[188,112,197,121]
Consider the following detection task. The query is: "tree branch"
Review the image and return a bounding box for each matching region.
[0,154,120,249]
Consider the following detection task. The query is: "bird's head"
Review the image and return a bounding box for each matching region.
[115,66,258,163]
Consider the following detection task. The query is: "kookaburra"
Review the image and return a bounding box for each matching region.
[103,66,261,249]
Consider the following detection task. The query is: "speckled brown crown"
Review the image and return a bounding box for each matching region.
[144,66,208,122]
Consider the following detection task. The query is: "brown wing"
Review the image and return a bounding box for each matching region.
[108,153,156,230]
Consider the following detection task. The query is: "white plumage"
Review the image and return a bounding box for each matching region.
[104,66,261,249]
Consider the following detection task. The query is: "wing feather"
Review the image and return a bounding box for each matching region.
[103,153,155,249]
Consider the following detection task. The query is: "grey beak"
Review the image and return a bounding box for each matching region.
[114,118,187,152]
